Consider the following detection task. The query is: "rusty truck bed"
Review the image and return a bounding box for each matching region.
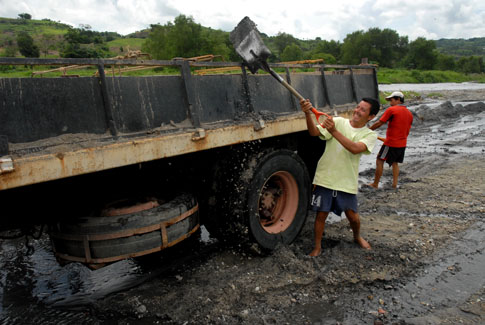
[0,58,378,190]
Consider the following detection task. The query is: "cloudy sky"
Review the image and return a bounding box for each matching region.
[1,0,484,41]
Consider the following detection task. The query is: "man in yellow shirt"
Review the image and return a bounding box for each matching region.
[300,98,380,256]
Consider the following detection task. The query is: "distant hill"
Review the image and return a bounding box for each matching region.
[0,17,71,37]
[0,17,146,57]
[1,16,484,60]
[435,37,485,57]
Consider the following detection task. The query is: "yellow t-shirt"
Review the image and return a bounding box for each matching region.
[313,117,377,194]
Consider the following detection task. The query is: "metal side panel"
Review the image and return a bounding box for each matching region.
[290,73,328,110]
[325,74,354,106]
[107,76,188,133]
[194,74,248,123]
[0,77,107,143]
[0,114,307,190]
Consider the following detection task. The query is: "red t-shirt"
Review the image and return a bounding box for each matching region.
[380,105,413,148]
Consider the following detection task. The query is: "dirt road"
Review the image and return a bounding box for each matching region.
[1,88,484,324]
[89,89,485,324]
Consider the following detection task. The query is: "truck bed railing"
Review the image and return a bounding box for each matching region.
[0,57,378,190]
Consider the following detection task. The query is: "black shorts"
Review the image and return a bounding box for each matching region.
[377,145,406,165]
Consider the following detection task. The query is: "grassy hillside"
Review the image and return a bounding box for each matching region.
[435,37,485,57]
[106,38,144,54]
[0,17,70,37]
[0,17,145,58]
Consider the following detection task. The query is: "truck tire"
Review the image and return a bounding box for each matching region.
[246,150,310,249]
[207,148,310,250]
[49,193,199,267]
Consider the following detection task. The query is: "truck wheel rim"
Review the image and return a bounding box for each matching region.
[258,171,298,234]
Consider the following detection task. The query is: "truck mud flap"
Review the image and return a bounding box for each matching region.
[49,193,199,268]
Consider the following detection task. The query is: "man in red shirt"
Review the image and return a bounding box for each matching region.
[367,91,413,189]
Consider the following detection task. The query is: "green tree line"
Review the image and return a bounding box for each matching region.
[1,14,484,74]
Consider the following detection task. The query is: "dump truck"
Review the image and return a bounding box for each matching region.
[0,57,378,268]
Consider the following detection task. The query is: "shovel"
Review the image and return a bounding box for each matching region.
[230,16,330,127]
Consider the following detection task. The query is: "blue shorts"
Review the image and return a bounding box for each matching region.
[310,185,358,215]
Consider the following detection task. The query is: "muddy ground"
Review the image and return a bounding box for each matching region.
[90,89,485,324]
[1,88,485,324]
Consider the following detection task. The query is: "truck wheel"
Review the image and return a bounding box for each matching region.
[245,150,310,249]
[206,148,310,250]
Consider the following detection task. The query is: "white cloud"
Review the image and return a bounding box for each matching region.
[0,0,484,40]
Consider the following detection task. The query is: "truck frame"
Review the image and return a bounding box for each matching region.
[0,57,378,267]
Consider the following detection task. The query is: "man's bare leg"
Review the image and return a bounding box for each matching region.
[392,162,400,188]
[367,158,384,188]
[309,211,329,256]
[345,209,371,249]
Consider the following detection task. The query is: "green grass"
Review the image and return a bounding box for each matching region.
[107,38,144,49]
[0,17,146,59]
[106,38,146,57]
[0,64,184,78]
[0,17,70,38]
[377,68,485,84]
[378,90,423,105]
[3,64,485,81]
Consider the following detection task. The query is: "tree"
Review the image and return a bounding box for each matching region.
[1,37,17,57]
[61,43,103,58]
[366,28,406,67]
[16,32,40,58]
[340,28,407,67]
[168,15,204,58]
[456,56,483,73]
[280,44,303,62]
[311,40,341,61]
[311,52,337,64]
[402,37,437,70]
[273,32,298,56]
[340,31,368,65]
[143,15,204,59]
[18,13,32,20]
[61,26,110,58]
[435,53,456,71]
[199,28,232,61]
[39,33,57,57]
[142,24,170,59]
[142,15,232,60]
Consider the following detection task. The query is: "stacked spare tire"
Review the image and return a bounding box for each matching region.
[49,194,199,269]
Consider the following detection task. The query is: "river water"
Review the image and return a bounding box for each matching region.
[359,82,485,176]
[379,82,485,91]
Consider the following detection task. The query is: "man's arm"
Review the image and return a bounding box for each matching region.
[300,99,320,136]
[369,120,385,130]
[324,118,369,154]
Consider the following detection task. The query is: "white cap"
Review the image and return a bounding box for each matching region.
[385,91,404,100]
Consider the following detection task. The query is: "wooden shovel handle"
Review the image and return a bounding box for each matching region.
[268,68,329,127]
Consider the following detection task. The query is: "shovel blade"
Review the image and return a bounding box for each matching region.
[230,17,272,74]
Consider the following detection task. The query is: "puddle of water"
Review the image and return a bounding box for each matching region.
[200,224,217,244]
[0,235,150,309]
[293,301,344,324]
[0,226,218,322]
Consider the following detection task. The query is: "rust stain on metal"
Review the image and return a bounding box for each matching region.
[50,204,200,265]
[0,115,307,190]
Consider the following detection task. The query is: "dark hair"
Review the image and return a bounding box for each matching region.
[362,97,380,116]
[393,96,404,103]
